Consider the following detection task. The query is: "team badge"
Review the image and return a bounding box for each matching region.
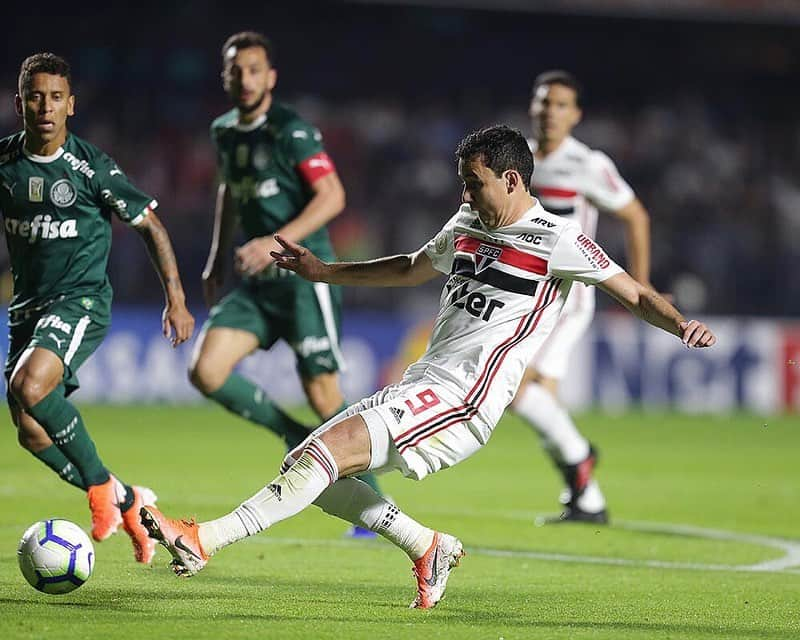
[50,179,77,208]
[29,177,44,202]
[80,297,94,310]
[475,244,502,273]
[235,144,249,168]
[252,145,270,170]
[434,232,448,254]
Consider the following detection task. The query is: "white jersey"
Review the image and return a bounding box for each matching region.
[528,136,635,315]
[401,202,622,434]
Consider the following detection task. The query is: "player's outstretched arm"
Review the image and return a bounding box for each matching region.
[135,211,195,346]
[271,234,440,288]
[597,271,716,348]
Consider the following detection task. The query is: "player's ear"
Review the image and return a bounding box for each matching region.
[267,68,277,91]
[67,94,75,117]
[14,94,22,117]
[504,169,521,194]
[572,106,583,127]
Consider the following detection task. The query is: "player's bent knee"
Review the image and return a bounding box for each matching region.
[188,360,227,395]
[9,372,51,410]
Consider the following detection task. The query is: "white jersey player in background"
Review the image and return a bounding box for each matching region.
[139,126,715,610]
[512,70,656,523]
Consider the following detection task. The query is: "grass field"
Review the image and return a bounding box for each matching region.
[1,405,798,639]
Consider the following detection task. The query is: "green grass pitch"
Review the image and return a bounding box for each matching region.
[1,405,798,639]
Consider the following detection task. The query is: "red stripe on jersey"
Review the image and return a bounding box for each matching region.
[454,235,548,275]
[297,151,336,184]
[535,186,578,198]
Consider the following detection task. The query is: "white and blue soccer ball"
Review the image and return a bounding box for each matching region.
[17,519,95,594]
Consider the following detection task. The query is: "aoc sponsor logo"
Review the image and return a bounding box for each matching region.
[4,214,78,242]
[576,233,611,269]
[62,152,96,179]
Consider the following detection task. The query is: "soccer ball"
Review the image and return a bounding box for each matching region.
[17,519,95,594]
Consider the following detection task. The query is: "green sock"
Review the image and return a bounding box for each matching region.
[31,444,86,490]
[325,401,384,497]
[27,389,109,487]
[208,374,310,447]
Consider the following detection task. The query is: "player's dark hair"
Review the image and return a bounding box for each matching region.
[18,53,71,96]
[531,69,582,106]
[222,31,275,66]
[455,125,534,189]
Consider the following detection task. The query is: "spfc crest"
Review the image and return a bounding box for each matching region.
[475,243,502,273]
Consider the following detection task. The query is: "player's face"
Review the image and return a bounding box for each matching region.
[529,83,581,144]
[223,46,276,114]
[458,157,511,229]
[15,73,74,150]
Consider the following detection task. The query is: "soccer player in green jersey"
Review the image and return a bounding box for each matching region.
[0,53,195,564]
[190,32,382,536]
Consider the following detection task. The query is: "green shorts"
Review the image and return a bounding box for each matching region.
[203,278,345,378]
[5,295,110,397]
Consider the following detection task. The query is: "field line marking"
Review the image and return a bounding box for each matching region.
[243,518,800,574]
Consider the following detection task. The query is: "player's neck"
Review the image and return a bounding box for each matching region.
[23,130,67,157]
[496,194,537,228]
[536,135,568,157]
[239,93,272,124]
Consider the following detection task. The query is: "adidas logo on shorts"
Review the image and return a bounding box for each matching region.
[389,407,405,424]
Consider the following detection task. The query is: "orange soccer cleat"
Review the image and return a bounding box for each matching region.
[122,487,158,564]
[139,505,208,576]
[86,475,124,541]
[409,531,465,609]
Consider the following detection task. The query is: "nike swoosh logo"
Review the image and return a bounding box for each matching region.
[174,535,201,559]
[423,548,440,586]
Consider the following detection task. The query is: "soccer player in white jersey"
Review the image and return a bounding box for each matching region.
[512,70,656,523]
[140,126,715,609]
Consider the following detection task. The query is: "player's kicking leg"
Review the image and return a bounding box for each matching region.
[140,406,467,607]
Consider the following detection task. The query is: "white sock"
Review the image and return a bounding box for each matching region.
[199,439,339,555]
[314,477,434,560]
[514,382,590,465]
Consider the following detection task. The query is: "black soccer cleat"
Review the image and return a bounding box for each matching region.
[559,444,600,501]
[536,505,609,526]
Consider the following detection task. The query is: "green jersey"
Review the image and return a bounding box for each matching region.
[0,132,155,320]
[211,101,336,263]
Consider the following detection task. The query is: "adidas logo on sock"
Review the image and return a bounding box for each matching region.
[389,407,405,424]
[267,483,283,501]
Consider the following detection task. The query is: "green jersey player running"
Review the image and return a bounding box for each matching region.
[0,53,195,564]
[189,32,383,534]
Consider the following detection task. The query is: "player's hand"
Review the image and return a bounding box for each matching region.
[270,234,328,282]
[162,303,195,347]
[678,320,716,348]
[234,237,280,277]
[201,266,224,309]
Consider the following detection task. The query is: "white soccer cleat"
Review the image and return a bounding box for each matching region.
[409,531,465,609]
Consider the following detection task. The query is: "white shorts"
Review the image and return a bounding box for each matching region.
[529,283,594,380]
[307,378,490,482]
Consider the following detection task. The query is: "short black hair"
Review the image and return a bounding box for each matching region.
[222,31,275,67]
[531,69,582,106]
[455,125,534,189]
[18,52,71,96]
